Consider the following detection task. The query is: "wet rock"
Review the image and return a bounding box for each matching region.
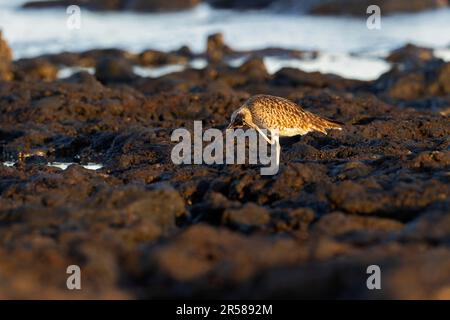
[123,186,186,232]
[14,58,58,81]
[409,150,450,170]
[328,179,450,220]
[270,207,315,234]
[143,224,307,290]
[206,33,233,64]
[435,62,450,94]
[1,42,450,299]
[103,129,169,170]
[205,79,236,96]
[310,0,448,16]
[273,67,360,90]
[370,59,450,113]
[81,48,136,66]
[237,57,270,83]
[39,52,87,67]
[386,43,435,69]
[313,212,404,237]
[238,47,316,60]
[139,49,188,66]
[24,155,47,165]
[171,45,194,58]
[223,202,270,231]
[191,191,241,224]
[332,161,373,180]
[95,57,136,83]
[396,204,450,243]
[0,31,13,81]
[61,71,103,88]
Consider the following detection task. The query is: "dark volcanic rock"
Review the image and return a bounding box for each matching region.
[22,0,201,12]
[142,224,306,293]
[223,202,271,231]
[102,129,170,170]
[273,67,361,90]
[396,203,450,244]
[1,36,450,299]
[310,0,448,16]
[129,0,201,12]
[237,57,270,83]
[22,0,120,10]
[206,33,233,64]
[117,185,186,231]
[138,49,188,66]
[369,58,450,113]
[14,58,58,81]
[95,57,136,83]
[313,212,404,237]
[386,44,435,69]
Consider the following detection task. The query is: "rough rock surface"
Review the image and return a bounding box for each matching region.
[0,34,449,299]
[309,0,448,16]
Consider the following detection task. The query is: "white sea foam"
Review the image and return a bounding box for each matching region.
[48,162,103,170]
[264,53,391,80]
[132,58,207,78]
[57,66,95,78]
[435,48,450,61]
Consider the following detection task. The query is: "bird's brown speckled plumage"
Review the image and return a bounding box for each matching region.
[239,94,342,136]
[227,94,343,167]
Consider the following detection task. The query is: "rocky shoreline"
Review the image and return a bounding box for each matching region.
[0,30,449,298]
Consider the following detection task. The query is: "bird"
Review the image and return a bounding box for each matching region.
[226,94,343,167]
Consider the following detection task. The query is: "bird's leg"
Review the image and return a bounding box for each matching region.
[253,126,276,145]
[270,129,280,167]
[252,126,280,166]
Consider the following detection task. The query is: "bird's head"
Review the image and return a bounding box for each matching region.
[227,107,254,130]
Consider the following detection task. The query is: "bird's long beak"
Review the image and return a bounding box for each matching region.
[227,120,253,130]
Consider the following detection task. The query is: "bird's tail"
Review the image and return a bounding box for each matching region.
[307,112,343,134]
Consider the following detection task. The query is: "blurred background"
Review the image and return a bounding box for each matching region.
[1,0,449,80]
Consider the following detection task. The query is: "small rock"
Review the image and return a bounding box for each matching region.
[14,58,58,81]
[24,155,47,165]
[386,43,434,69]
[125,186,186,232]
[313,212,403,237]
[206,33,233,64]
[95,57,135,83]
[139,49,188,66]
[396,208,450,243]
[223,202,270,230]
[238,57,270,83]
